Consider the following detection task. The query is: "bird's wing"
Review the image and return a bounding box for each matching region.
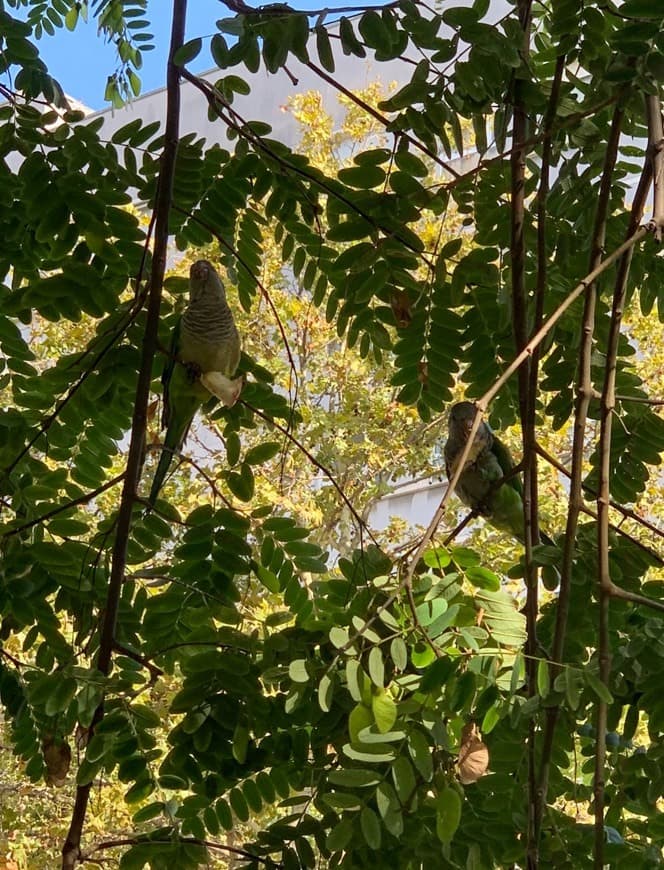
[161,315,181,430]
[491,436,523,497]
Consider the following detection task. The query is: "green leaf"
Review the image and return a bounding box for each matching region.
[330,626,349,648]
[368,647,385,687]
[408,730,433,781]
[173,38,202,65]
[321,791,362,811]
[338,165,386,189]
[216,798,233,830]
[392,756,416,804]
[537,660,550,699]
[465,566,501,591]
[390,637,408,671]
[316,25,335,72]
[371,690,397,734]
[243,779,263,813]
[360,806,381,849]
[124,777,155,804]
[225,465,254,501]
[245,441,281,464]
[229,787,250,822]
[436,788,462,844]
[232,723,249,763]
[328,768,381,788]
[289,659,309,684]
[358,10,390,51]
[585,671,613,704]
[326,817,354,851]
[349,703,373,743]
[346,659,368,703]
[132,802,164,824]
[339,16,366,57]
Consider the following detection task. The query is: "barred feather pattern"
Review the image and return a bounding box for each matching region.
[179,261,241,376]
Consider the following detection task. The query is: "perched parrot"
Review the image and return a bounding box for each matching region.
[147,259,242,507]
[444,401,553,546]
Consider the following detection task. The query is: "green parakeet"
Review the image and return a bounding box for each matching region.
[148,259,241,507]
[444,401,553,545]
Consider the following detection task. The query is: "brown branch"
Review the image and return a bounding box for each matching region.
[536,102,626,858]
[60,5,189,869]
[304,58,461,178]
[646,94,664,239]
[242,399,378,548]
[508,4,538,861]
[604,582,664,614]
[178,67,435,268]
[535,442,664,547]
[112,642,164,686]
[3,298,145,477]
[86,835,275,865]
[594,97,659,863]
[1,473,125,539]
[614,394,664,405]
[530,51,565,502]
[0,647,27,669]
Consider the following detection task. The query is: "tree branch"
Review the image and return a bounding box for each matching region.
[646,94,664,239]
[536,101,626,856]
[86,835,276,865]
[593,96,659,864]
[242,399,378,549]
[60,4,188,868]
[178,67,435,268]
[304,58,461,178]
[1,473,124,539]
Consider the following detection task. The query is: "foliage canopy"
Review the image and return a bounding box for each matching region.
[1,0,664,868]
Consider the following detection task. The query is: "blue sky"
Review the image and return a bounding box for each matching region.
[30,2,249,110]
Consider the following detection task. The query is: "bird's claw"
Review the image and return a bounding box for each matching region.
[183,361,202,384]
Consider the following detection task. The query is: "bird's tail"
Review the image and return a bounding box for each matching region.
[539,530,556,548]
[146,415,193,509]
[147,445,177,508]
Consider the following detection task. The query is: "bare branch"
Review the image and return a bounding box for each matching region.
[535,102,626,860]
[535,442,664,547]
[304,58,461,178]
[61,4,189,868]
[646,94,664,239]
[593,95,660,860]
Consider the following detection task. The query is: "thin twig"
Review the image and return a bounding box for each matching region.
[178,67,435,268]
[242,399,378,547]
[304,58,461,178]
[1,474,125,539]
[483,227,648,410]
[112,642,164,685]
[535,442,664,546]
[86,835,275,865]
